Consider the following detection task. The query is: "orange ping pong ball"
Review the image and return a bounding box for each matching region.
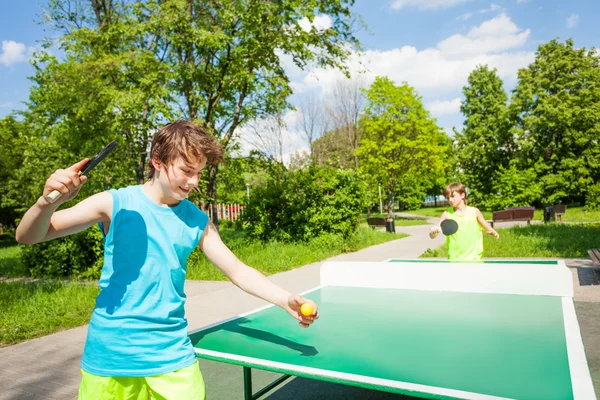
[300,302,314,317]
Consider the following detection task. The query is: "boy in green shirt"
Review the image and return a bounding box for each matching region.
[429,183,499,261]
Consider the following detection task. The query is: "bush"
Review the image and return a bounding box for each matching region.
[486,164,542,210]
[584,182,600,211]
[243,167,368,242]
[21,227,104,279]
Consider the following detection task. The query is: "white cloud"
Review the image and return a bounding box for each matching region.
[438,14,529,57]
[301,15,533,98]
[516,0,529,3]
[457,4,502,21]
[298,15,332,32]
[275,14,534,154]
[0,102,13,108]
[566,14,579,29]
[0,40,35,67]
[427,98,462,117]
[457,12,474,20]
[391,0,472,10]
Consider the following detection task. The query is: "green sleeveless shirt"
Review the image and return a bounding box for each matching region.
[445,206,483,261]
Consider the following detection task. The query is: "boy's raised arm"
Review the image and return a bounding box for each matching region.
[16,159,112,245]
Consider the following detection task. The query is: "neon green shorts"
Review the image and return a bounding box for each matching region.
[78,361,205,400]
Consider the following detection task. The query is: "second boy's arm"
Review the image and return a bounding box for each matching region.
[198,221,317,328]
[429,211,449,239]
[475,208,500,239]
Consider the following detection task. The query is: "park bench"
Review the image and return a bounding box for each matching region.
[588,249,600,267]
[367,217,386,229]
[553,205,567,222]
[488,206,535,228]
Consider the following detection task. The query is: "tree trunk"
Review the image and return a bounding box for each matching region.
[207,164,220,226]
[387,190,394,221]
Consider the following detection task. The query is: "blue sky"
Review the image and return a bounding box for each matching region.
[1,0,598,155]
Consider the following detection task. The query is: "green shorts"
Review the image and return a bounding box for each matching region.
[78,361,205,400]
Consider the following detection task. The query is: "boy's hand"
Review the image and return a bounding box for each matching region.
[40,159,89,206]
[429,225,441,239]
[488,229,500,239]
[286,295,319,328]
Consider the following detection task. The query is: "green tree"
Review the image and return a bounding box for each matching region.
[455,65,511,208]
[486,161,543,210]
[356,76,448,218]
[243,166,367,242]
[34,0,361,223]
[0,116,29,228]
[313,126,355,169]
[509,39,600,205]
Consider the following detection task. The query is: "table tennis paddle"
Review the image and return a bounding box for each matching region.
[45,140,118,203]
[440,219,458,235]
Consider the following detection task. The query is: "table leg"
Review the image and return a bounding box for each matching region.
[242,366,292,399]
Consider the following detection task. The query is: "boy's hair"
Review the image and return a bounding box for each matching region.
[443,183,468,204]
[148,120,224,179]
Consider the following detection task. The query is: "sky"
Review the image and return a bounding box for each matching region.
[1,0,599,158]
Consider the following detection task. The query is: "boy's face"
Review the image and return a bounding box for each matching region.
[446,190,465,207]
[157,157,206,200]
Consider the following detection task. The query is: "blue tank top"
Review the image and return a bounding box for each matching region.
[81,185,208,376]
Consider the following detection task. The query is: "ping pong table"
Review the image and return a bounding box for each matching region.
[189,260,595,399]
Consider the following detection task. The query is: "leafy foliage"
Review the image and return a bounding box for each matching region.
[356,77,449,217]
[243,167,367,242]
[454,65,511,207]
[509,39,600,205]
[20,227,104,279]
[486,162,543,210]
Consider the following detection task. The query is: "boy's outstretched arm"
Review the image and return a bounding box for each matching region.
[199,222,318,328]
[16,159,112,244]
[429,211,449,239]
[475,208,500,239]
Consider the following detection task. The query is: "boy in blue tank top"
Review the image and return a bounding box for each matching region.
[16,120,319,400]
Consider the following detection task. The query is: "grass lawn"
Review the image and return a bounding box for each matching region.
[0,280,99,347]
[0,245,27,277]
[0,226,405,345]
[421,223,600,258]
[186,227,406,280]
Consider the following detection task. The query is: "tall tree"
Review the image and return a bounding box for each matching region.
[454,65,510,207]
[509,39,600,205]
[244,113,287,163]
[312,126,355,169]
[28,0,361,223]
[297,92,327,162]
[327,76,366,168]
[356,76,447,219]
[0,116,29,228]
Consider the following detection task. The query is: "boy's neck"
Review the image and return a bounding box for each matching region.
[453,203,467,212]
[142,180,180,208]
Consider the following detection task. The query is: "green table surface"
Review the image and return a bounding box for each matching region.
[191,286,572,399]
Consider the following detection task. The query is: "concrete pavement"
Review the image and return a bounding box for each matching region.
[1,217,599,399]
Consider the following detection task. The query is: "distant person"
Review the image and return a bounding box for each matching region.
[16,120,318,400]
[429,183,499,261]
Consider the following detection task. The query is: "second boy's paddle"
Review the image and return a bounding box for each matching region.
[45,141,118,204]
[440,219,458,235]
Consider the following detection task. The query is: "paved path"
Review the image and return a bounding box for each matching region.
[1,216,598,399]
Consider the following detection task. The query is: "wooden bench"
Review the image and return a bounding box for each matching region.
[366,217,386,229]
[588,249,600,266]
[553,205,567,222]
[489,206,535,228]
